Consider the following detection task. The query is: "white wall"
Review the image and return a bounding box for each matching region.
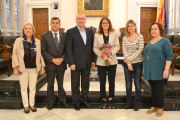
[128,0,158,21]
[24,0,128,36]
[127,0,158,33]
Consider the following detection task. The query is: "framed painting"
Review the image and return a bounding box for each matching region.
[78,0,109,16]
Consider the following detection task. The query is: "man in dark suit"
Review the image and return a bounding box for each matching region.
[41,17,68,110]
[66,13,95,111]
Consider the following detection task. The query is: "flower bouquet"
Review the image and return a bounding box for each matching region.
[98,43,114,66]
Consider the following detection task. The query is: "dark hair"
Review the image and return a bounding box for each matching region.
[51,17,60,24]
[96,17,115,34]
[148,22,165,38]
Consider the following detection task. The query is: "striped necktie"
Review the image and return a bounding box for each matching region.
[54,33,59,50]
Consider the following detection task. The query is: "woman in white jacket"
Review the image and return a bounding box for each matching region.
[93,17,120,109]
[12,23,45,113]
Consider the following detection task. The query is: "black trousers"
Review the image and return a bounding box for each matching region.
[97,65,117,99]
[46,69,66,104]
[71,67,90,104]
[148,79,166,108]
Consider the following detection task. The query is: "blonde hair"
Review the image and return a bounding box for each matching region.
[21,23,35,35]
[125,20,139,37]
[97,17,115,34]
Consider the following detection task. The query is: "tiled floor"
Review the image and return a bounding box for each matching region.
[0,65,135,92]
[0,108,180,120]
[39,64,132,92]
[1,65,180,120]
[1,64,180,92]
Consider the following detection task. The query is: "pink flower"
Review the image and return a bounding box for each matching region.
[98,43,114,66]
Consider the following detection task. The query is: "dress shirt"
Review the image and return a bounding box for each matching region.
[77,25,87,45]
[102,31,109,44]
[51,30,60,43]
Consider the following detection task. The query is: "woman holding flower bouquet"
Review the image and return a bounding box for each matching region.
[122,20,144,111]
[93,17,120,109]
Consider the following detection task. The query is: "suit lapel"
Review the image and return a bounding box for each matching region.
[48,31,57,50]
[100,34,104,45]
[58,31,63,52]
[85,28,90,46]
[108,32,112,45]
[74,26,85,45]
[100,32,111,45]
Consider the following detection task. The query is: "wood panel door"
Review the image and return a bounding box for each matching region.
[140,7,157,43]
[33,8,49,40]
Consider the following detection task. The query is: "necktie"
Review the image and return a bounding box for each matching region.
[54,33,59,50]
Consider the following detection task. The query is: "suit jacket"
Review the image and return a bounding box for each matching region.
[41,31,67,71]
[66,26,95,69]
[12,37,45,72]
[93,31,120,66]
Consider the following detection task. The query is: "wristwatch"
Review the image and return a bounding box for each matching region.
[61,57,64,61]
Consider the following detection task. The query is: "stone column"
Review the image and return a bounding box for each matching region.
[10,0,16,35]
[1,0,7,35]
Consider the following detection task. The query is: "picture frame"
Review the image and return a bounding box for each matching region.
[78,0,109,16]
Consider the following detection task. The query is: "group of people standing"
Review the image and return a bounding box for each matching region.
[12,13,173,117]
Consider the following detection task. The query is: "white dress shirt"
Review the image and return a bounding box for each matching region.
[77,25,87,45]
[51,30,60,43]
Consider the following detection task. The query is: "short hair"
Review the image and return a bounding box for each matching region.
[76,13,86,19]
[148,22,165,38]
[96,17,115,34]
[125,20,139,37]
[51,17,60,24]
[21,23,35,35]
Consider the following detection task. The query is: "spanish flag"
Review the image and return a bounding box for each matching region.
[157,0,167,28]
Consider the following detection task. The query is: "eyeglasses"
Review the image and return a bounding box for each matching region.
[102,22,109,25]
[76,18,86,20]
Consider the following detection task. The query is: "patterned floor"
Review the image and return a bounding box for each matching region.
[0,108,180,120]
[0,65,180,120]
[1,65,180,92]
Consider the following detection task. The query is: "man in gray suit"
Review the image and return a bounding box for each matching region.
[66,13,95,111]
[41,17,68,110]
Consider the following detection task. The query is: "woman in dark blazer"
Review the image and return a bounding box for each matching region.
[93,17,120,109]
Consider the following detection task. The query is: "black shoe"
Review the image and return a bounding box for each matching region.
[125,103,132,109]
[74,104,80,111]
[61,102,69,108]
[99,100,106,109]
[24,108,30,114]
[134,104,139,111]
[82,101,90,108]
[108,100,115,109]
[47,103,54,110]
[30,107,37,112]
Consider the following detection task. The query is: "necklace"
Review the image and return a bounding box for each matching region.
[147,37,162,60]
[147,44,152,60]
